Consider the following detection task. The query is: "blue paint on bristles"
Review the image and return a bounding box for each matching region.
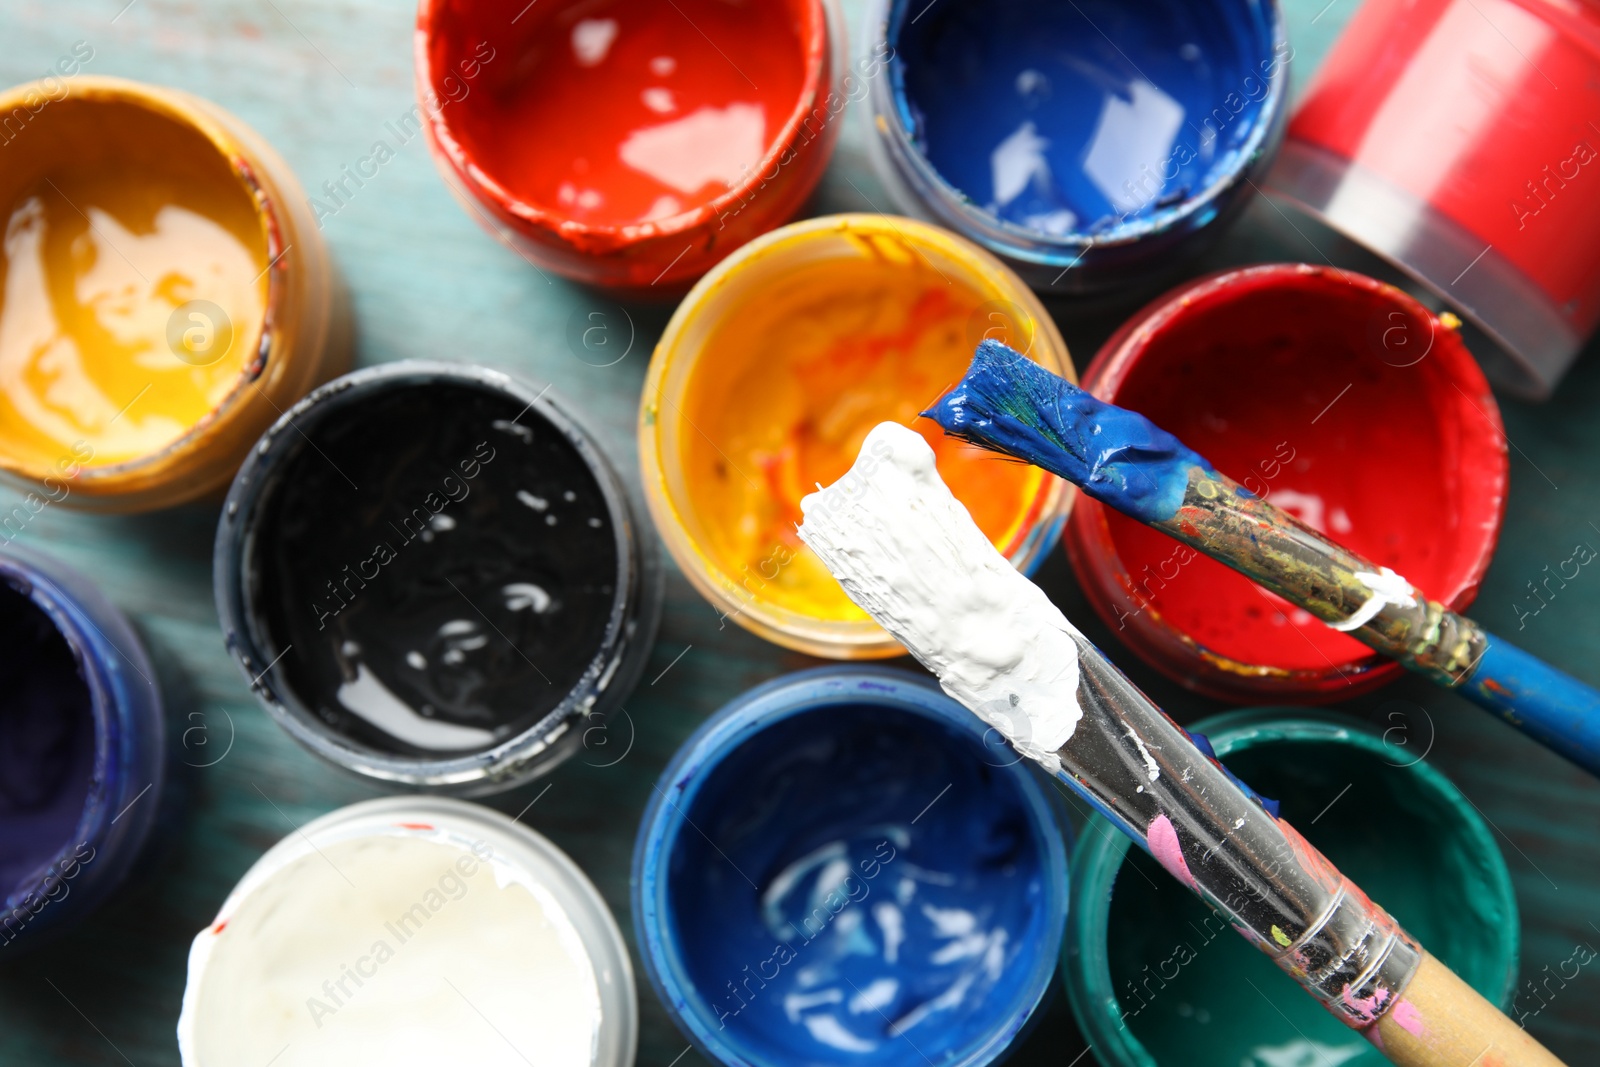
[927,341,1600,780]
[923,339,1212,524]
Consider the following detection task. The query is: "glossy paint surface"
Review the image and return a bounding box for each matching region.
[446,0,806,229]
[248,381,620,757]
[678,240,1046,623]
[0,545,167,954]
[932,328,1600,770]
[1068,267,1505,685]
[418,0,839,290]
[7,2,1600,1063]
[187,834,603,1064]
[0,103,267,472]
[179,797,639,1067]
[0,582,94,914]
[636,669,1068,1067]
[892,0,1279,238]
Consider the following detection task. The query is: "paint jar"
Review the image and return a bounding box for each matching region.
[0,76,348,512]
[1,545,167,953]
[641,213,1073,658]
[177,795,635,1066]
[1063,707,1518,1067]
[1065,264,1507,703]
[1266,0,1600,399]
[415,0,845,291]
[864,0,1289,294]
[214,361,661,795]
[634,666,1069,1067]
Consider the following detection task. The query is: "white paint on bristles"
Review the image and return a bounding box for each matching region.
[798,422,1083,772]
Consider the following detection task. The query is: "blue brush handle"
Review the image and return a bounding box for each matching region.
[1461,635,1600,777]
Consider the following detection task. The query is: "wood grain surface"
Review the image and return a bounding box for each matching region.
[1,1,1597,1064]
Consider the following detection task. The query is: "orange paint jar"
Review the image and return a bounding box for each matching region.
[0,77,348,512]
[641,214,1075,658]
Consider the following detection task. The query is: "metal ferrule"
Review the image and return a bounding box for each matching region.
[1056,631,1421,1028]
[1157,466,1489,685]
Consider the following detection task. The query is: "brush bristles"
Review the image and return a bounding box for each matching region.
[923,340,1212,525]
[798,422,1084,770]
[922,339,1082,462]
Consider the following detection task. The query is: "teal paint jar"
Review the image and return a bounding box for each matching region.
[1063,707,1518,1067]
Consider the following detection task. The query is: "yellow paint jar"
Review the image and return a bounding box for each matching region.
[0,76,348,511]
[641,214,1076,658]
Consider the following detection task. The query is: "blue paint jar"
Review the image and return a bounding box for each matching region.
[633,666,1069,1067]
[865,0,1290,292]
[0,545,167,952]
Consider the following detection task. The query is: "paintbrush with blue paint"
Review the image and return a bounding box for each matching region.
[924,339,1600,779]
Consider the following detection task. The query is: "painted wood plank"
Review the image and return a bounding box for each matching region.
[0,1,1595,1064]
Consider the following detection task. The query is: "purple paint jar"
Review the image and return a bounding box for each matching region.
[0,545,167,952]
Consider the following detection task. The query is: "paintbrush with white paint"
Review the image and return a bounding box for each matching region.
[798,421,1564,1067]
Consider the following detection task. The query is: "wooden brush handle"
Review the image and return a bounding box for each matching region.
[1370,952,1567,1066]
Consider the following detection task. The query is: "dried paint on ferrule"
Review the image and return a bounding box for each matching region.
[1166,465,1491,685]
[1048,644,1426,1029]
[1262,822,1423,1029]
[1062,709,1518,1067]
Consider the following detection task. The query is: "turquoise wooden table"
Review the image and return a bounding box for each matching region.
[3,0,1599,1063]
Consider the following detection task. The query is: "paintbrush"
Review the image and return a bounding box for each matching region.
[797,422,1564,1067]
[923,339,1600,780]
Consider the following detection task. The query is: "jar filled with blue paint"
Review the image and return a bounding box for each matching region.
[0,545,168,953]
[865,0,1289,292]
[633,666,1070,1067]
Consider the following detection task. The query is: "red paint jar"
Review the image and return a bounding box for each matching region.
[1065,264,1508,703]
[1266,0,1600,399]
[415,0,843,292]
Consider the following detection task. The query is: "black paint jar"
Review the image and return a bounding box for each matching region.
[215,362,660,794]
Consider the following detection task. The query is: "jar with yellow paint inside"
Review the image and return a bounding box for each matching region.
[640,214,1076,658]
[0,76,348,512]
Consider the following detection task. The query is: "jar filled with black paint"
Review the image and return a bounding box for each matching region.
[214,362,661,794]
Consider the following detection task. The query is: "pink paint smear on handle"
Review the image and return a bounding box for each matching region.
[1148,813,1198,889]
[1339,981,1391,1023]
[1391,998,1426,1037]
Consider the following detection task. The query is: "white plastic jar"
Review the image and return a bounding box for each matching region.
[177,797,636,1067]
